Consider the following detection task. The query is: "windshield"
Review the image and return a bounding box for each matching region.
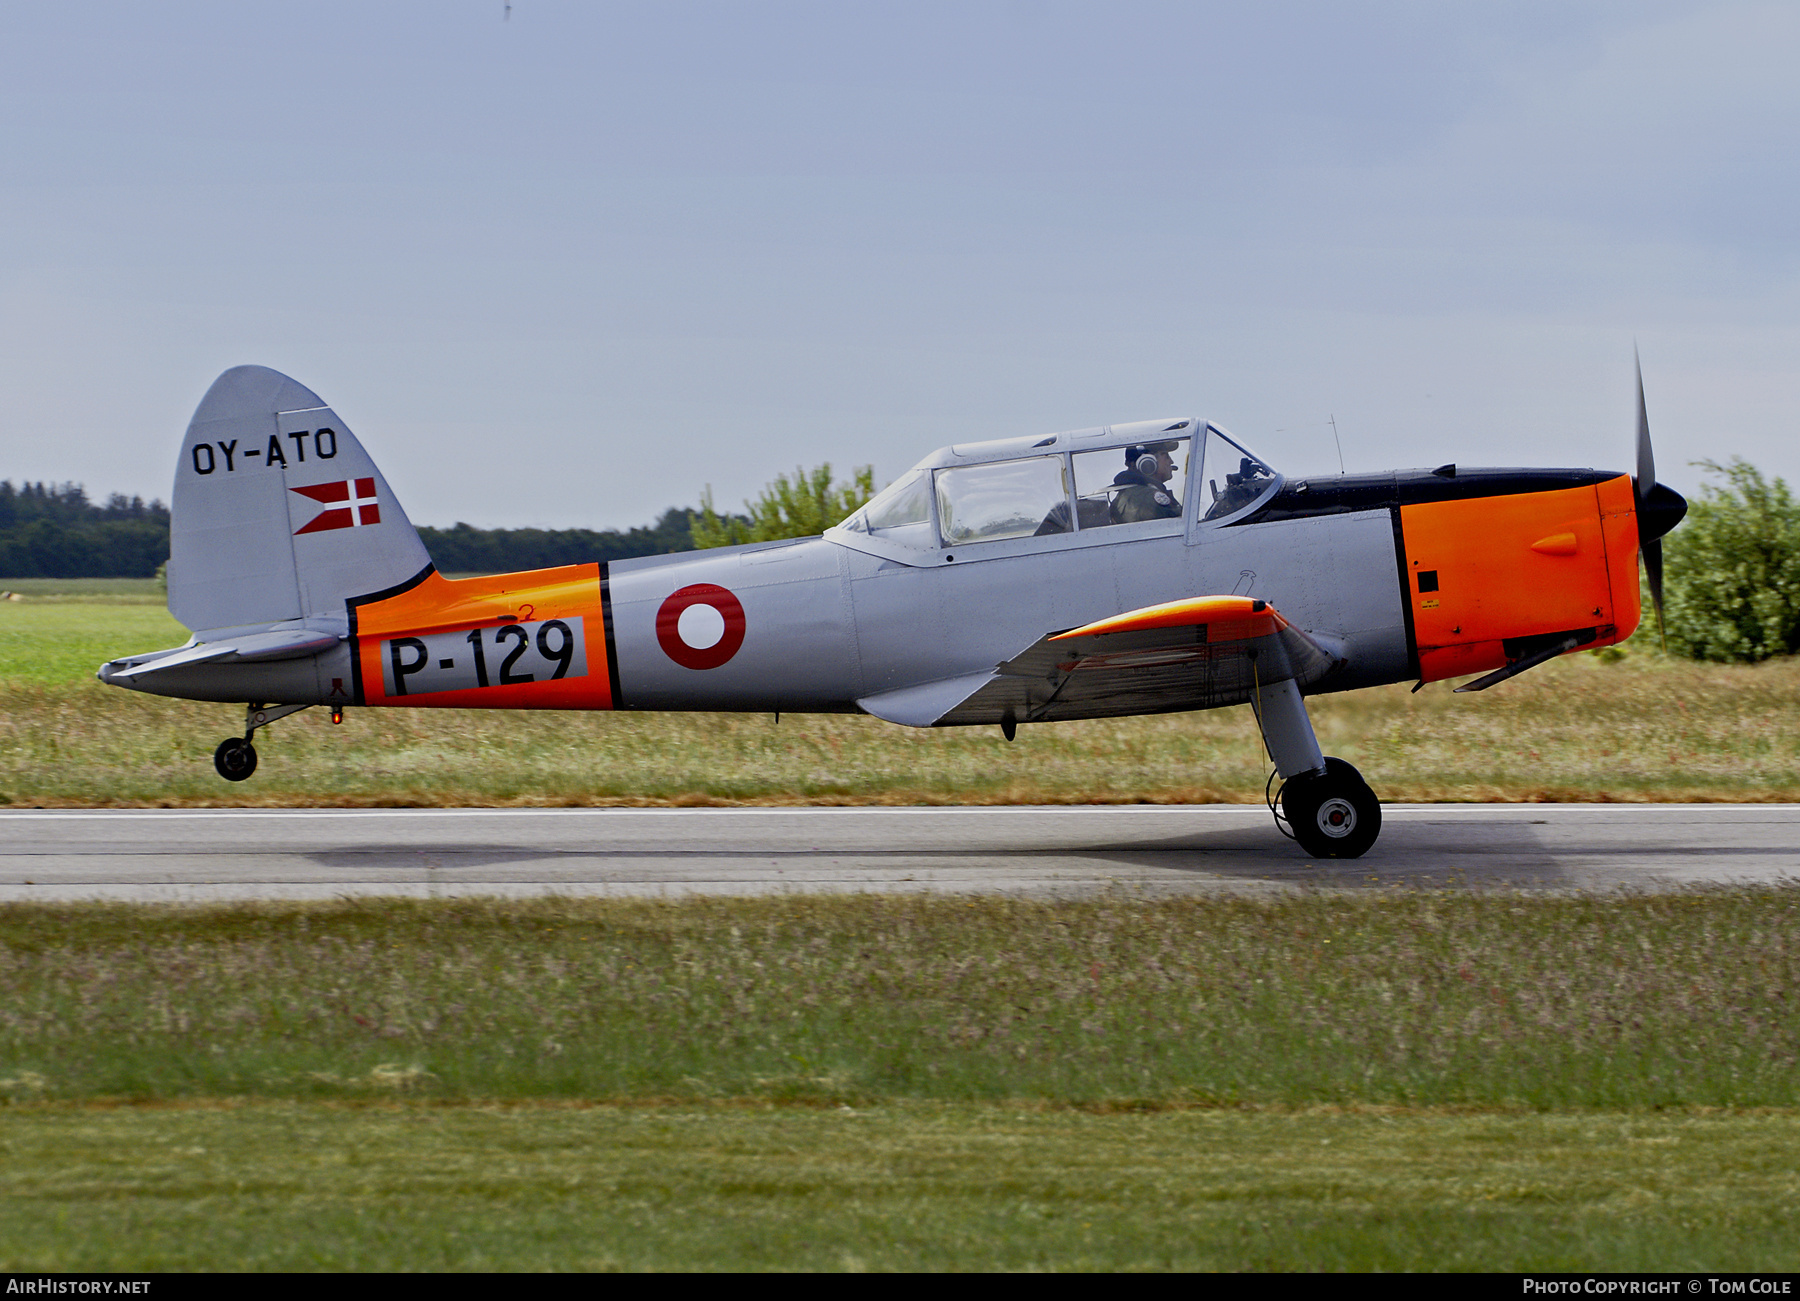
[1199,425,1279,520]
[840,469,936,548]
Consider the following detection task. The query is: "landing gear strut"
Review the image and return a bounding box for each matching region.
[212,702,314,782]
[1252,671,1383,858]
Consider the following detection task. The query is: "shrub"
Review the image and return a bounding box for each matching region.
[1662,458,1800,662]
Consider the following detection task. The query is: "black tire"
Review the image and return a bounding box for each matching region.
[213,738,258,782]
[1281,757,1380,858]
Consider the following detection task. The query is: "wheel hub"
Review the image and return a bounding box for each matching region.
[1316,797,1357,838]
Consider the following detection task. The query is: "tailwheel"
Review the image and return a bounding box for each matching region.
[213,737,258,782]
[1280,757,1380,858]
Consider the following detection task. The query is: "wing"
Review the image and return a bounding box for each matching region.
[858,595,1347,728]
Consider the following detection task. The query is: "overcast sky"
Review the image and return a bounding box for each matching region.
[2,2,1795,529]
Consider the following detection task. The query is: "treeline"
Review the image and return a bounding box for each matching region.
[0,481,171,579]
[0,480,710,579]
[418,508,704,573]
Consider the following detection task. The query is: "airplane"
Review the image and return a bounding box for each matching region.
[98,364,1687,858]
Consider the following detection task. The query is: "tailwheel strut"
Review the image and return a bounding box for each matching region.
[211,702,313,782]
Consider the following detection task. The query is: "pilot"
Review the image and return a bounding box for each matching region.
[1110,441,1183,524]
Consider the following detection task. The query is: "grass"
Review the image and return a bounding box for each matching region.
[4,891,1800,1270]
[4,1102,1798,1271]
[4,892,1797,1109]
[3,596,1800,805]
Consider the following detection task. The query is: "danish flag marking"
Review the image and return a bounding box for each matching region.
[292,477,381,534]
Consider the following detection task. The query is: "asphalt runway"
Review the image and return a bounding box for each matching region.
[0,804,1797,901]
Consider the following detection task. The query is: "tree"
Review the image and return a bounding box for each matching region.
[1660,458,1800,662]
[692,463,876,549]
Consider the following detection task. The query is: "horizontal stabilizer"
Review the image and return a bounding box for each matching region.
[105,629,342,679]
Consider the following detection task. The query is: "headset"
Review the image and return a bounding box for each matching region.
[1127,446,1164,479]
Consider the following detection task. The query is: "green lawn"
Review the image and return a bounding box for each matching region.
[0,577,163,599]
[0,597,185,686]
[2,1102,1796,1270]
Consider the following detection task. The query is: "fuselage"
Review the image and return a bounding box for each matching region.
[107,422,1649,726]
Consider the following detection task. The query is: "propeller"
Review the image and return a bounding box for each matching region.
[1632,349,1689,648]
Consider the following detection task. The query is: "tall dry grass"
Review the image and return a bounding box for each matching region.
[3,595,1796,805]
[1,652,1795,806]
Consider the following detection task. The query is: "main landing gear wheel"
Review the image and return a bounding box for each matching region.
[213,737,258,782]
[1281,757,1381,859]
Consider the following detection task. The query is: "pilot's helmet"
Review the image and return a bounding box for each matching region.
[1124,439,1179,470]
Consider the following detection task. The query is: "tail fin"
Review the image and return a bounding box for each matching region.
[170,366,432,633]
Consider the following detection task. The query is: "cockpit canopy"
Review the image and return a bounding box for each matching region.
[835,420,1279,557]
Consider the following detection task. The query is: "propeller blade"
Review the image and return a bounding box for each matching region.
[1635,346,1656,505]
[1631,349,1683,651]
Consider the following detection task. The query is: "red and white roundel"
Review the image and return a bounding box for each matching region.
[656,583,746,670]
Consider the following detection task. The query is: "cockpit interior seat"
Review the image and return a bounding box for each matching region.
[1035,497,1119,535]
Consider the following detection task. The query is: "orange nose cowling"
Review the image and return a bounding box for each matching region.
[1401,474,1641,684]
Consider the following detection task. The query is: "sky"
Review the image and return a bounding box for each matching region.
[1,2,1796,530]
